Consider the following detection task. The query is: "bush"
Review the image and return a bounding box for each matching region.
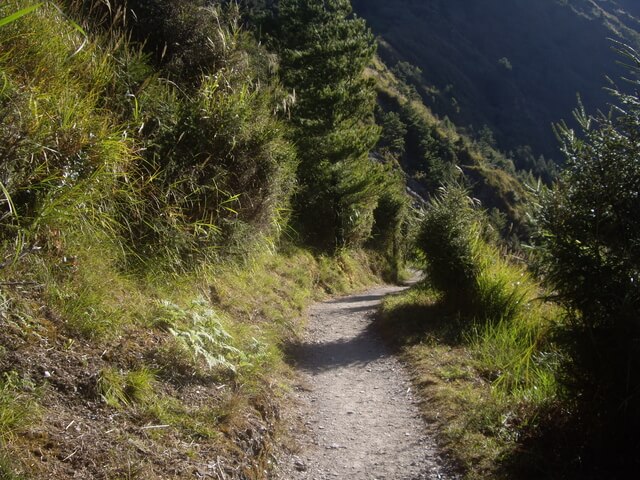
[417,184,481,302]
[537,42,640,443]
[121,2,298,265]
[418,183,543,327]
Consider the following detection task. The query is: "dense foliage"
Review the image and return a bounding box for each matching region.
[0,1,409,477]
[538,43,640,461]
[270,0,378,249]
[5,0,640,477]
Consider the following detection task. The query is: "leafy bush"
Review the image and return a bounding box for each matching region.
[368,165,410,281]
[537,42,640,441]
[417,184,481,302]
[154,298,269,378]
[418,183,536,324]
[117,2,298,266]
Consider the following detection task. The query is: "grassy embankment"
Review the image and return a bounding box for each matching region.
[1,242,379,478]
[379,186,562,479]
[0,2,386,478]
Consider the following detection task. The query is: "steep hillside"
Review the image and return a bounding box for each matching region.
[369,58,532,241]
[0,1,405,477]
[352,0,640,164]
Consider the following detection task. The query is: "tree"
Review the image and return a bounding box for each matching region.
[376,109,407,157]
[538,42,640,445]
[274,0,381,249]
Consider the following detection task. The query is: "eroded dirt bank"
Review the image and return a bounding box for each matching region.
[277,284,454,479]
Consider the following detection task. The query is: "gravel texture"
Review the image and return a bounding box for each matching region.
[277,283,454,479]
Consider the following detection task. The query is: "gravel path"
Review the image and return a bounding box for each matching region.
[277,283,453,479]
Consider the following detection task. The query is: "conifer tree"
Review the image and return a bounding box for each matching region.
[538,43,640,445]
[275,0,381,249]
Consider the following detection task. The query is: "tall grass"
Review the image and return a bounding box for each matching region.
[418,184,560,394]
[0,3,42,28]
[387,183,563,475]
[97,367,157,409]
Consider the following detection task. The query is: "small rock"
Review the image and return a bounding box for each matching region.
[294,459,307,472]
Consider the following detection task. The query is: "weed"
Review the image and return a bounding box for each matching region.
[97,367,156,409]
[0,453,25,480]
[143,396,224,441]
[156,299,244,375]
[0,371,37,440]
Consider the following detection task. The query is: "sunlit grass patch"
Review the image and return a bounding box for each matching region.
[97,367,157,409]
[0,371,38,441]
[380,271,561,478]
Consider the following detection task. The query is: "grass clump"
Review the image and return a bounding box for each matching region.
[379,184,561,478]
[0,371,37,440]
[97,367,157,409]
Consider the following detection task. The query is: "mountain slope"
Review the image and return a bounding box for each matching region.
[352,0,640,163]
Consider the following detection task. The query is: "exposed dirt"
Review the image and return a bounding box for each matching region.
[278,283,455,479]
[0,288,277,479]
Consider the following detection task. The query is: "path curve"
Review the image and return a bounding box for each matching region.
[278,283,453,479]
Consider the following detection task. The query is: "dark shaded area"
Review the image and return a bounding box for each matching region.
[352,0,640,163]
[284,287,418,373]
[285,290,391,372]
[375,287,465,349]
[501,400,640,480]
[327,293,387,304]
[286,328,389,373]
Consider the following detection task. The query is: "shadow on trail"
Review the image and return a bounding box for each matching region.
[326,292,387,305]
[285,285,419,373]
[285,326,389,373]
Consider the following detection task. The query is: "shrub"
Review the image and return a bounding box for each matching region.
[537,42,640,441]
[417,184,482,303]
[418,183,550,329]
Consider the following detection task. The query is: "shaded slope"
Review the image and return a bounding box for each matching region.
[369,59,532,239]
[353,0,640,162]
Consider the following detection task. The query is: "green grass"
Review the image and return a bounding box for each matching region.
[98,367,157,409]
[468,310,559,403]
[0,1,392,476]
[141,396,224,441]
[0,371,37,441]
[0,453,26,480]
[380,248,561,477]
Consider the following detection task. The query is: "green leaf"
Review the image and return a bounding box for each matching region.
[0,3,43,28]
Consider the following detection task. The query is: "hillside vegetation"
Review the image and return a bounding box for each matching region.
[1,1,639,479]
[380,45,640,480]
[353,0,640,166]
[0,0,405,477]
[368,58,533,242]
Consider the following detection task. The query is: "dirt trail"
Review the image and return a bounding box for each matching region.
[277,283,454,479]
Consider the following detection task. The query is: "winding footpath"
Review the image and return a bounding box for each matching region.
[278,283,454,480]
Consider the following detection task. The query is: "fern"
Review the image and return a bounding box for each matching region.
[159,298,249,374]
